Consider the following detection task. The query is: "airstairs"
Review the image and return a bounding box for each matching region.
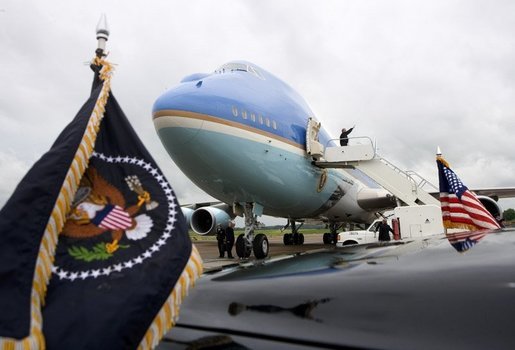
[306,118,439,207]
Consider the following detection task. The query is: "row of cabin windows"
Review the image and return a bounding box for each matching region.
[232,106,278,130]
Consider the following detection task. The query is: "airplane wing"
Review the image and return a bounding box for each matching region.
[181,201,225,210]
[429,187,515,200]
[469,187,515,199]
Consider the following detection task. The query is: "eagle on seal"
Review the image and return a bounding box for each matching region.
[63,167,156,253]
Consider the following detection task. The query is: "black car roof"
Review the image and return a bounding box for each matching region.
[160,228,515,349]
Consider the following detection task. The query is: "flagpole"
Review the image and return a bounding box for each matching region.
[96,14,110,58]
[0,15,114,350]
[436,146,447,235]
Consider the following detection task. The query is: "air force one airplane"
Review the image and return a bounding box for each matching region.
[152,61,512,259]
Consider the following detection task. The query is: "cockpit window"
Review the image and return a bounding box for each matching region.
[215,63,264,80]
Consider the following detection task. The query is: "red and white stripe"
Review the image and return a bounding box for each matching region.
[446,229,488,243]
[440,191,500,230]
[99,205,133,230]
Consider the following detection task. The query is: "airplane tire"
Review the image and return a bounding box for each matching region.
[283,233,293,245]
[253,234,269,259]
[298,233,304,245]
[236,234,251,258]
[323,233,331,244]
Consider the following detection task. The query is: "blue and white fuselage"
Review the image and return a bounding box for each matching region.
[153,61,392,237]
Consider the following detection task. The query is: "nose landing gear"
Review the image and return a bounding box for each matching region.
[235,203,269,259]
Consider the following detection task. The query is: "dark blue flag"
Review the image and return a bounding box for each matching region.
[0,59,202,349]
[0,62,106,349]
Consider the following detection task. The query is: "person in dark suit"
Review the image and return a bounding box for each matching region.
[339,126,354,146]
[376,219,393,242]
[225,221,235,258]
[216,224,226,258]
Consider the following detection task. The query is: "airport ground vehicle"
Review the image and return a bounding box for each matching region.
[157,226,514,349]
[337,205,443,246]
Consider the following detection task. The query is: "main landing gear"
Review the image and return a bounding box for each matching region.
[235,203,269,259]
[282,219,304,245]
[323,222,341,245]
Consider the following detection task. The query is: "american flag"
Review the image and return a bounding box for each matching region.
[445,229,489,252]
[92,204,133,230]
[437,156,500,231]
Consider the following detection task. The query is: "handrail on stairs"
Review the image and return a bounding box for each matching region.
[324,136,377,151]
[375,158,439,198]
[405,170,438,192]
[373,156,419,194]
[319,138,437,201]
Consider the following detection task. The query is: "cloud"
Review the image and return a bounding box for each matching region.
[0,151,31,204]
[1,0,514,223]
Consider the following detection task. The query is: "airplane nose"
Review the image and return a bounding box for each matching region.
[153,110,203,148]
[152,86,204,148]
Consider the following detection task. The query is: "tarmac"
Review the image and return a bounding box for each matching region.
[192,233,331,271]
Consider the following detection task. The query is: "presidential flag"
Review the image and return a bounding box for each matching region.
[0,58,202,350]
[0,59,111,350]
[437,155,500,231]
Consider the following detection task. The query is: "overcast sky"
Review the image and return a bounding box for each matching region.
[1,0,515,224]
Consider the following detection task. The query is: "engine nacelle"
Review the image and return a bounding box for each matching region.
[356,188,397,211]
[191,206,232,235]
[477,195,503,220]
[181,207,194,228]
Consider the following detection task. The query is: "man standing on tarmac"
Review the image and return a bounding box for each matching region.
[225,221,235,259]
[376,219,393,242]
[216,224,226,258]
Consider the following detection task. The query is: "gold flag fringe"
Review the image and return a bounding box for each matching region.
[137,244,204,350]
[436,155,450,168]
[0,57,113,350]
[443,220,477,232]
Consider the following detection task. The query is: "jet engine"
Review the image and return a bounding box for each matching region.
[181,207,194,228]
[190,204,233,235]
[477,195,503,220]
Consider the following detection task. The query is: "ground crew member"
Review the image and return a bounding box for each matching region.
[216,224,226,258]
[225,221,235,258]
[376,219,393,242]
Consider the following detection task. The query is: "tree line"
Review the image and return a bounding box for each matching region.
[503,208,515,222]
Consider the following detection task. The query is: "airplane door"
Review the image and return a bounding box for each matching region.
[306,117,324,159]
